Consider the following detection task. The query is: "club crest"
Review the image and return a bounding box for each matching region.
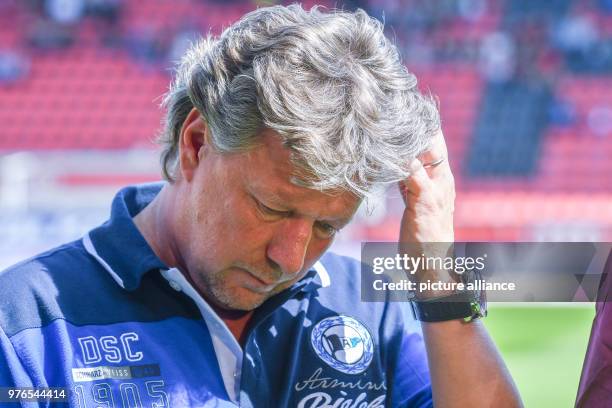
[310,315,374,375]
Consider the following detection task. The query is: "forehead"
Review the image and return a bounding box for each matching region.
[237,130,361,220]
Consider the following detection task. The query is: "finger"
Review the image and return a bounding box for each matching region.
[401,158,433,197]
[426,157,454,184]
[417,130,449,166]
[422,156,447,178]
[424,158,454,199]
[422,157,445,169]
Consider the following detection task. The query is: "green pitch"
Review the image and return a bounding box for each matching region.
[485,305,596,408]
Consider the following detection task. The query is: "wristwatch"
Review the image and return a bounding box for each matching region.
[410,269,487,323]
[410,290,487,322]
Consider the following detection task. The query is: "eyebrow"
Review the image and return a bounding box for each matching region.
[259,189,284,204]
[252,189,290,210]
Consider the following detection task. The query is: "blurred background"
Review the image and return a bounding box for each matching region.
[0,0,610,406]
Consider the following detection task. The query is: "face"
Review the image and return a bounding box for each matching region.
[173,116,361,311]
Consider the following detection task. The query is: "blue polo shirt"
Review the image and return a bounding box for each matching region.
[0,183,432,407]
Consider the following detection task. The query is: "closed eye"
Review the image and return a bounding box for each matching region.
[252,194,343,239]
[255,199,292,219]
[314,221,338,239]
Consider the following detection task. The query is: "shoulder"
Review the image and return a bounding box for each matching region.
[2,238,89,271]
[315,251,407,322]
[0,239,109,337]
[0,239,96,296]
[316,250,421,332]
[317,251,362,284]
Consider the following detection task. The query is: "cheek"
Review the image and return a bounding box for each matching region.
[225,196,274,242]
[303,239,333,269]
[191,193,271,262]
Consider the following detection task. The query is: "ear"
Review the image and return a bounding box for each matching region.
[178,107,210,182]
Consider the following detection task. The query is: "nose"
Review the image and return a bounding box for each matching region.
[266,218,312,277]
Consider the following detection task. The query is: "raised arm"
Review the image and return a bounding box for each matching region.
[399,130,523,407]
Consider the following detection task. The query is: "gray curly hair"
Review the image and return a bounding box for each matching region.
[158,4,440,197]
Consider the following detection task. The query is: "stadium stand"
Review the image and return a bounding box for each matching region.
[0,0,611,250]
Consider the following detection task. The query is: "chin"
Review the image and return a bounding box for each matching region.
[210,286,270,311]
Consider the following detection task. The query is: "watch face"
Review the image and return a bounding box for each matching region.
[467,291,488,322]
[464,268,487,321]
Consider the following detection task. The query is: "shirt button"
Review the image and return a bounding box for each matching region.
[169,280,181,291]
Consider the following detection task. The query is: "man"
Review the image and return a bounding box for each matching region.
[0,5,521,407]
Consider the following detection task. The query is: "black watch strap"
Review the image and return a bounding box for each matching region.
[410,291,485,322]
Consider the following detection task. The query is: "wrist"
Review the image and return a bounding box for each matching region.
[410,269,487,323]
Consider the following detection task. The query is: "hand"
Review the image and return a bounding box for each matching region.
[398,130,456,297]
[399,130,455,244]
